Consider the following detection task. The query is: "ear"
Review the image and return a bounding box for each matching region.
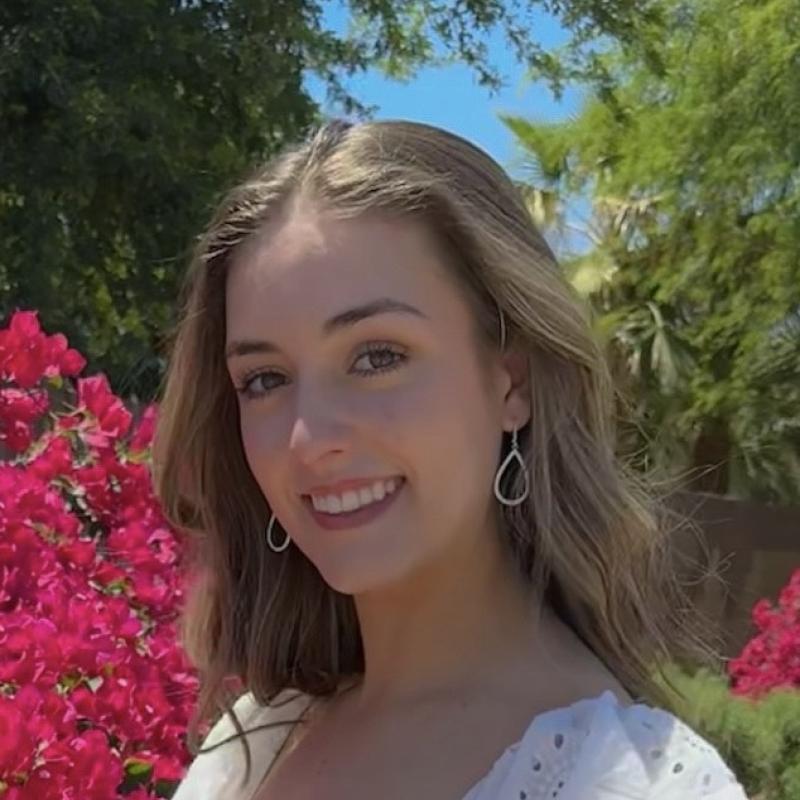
[498,346,531,432]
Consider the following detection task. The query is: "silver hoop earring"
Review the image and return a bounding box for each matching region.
[266,512,291,552]
[493,426,530,507]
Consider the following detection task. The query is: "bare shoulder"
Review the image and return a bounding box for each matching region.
[526,607,636,710]
[581,668,635,706]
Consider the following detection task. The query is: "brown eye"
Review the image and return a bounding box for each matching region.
[351,344,408,376]
[235,370,285,399]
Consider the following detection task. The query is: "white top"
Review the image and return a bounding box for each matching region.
[172,687,749,800]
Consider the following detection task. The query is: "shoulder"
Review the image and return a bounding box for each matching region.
[469,691,749,800]
[171,688,311,800]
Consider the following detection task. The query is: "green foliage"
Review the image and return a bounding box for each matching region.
[1,0,323,401]
[1,0,660,403]
[506,0,800,503]
[655,663,800,800]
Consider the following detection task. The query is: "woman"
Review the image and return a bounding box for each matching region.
[153,119,748,799]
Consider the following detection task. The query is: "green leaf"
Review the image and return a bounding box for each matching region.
[124,758,153,777]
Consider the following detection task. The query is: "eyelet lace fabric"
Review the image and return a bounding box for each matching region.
[172,689,749,800]
[462,691,748,800]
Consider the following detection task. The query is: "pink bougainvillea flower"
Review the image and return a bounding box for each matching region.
[729,567,800,697]
[129,403,158,454]
[0,312,202,798]
[77,375,133,439]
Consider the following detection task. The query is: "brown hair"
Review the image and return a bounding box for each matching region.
[151,118,723,788]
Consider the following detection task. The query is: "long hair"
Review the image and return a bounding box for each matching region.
[150,118,722,786]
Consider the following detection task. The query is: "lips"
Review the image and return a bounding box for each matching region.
[303,477,406,531]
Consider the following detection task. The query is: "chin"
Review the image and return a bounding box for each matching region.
[312,552,416,597]
[316,565,393,596]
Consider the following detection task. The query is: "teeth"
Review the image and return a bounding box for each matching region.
[341,491,360,512]
[310,478,400,514]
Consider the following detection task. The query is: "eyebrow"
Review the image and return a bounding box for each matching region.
[225,297,428,360]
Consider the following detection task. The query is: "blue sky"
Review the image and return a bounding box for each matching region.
[303,3,590,253]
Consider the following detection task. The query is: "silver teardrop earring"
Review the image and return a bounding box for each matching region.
[493,426,530,507]
[266,512,291,552]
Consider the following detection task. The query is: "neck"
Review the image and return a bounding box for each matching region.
[348,516,546,711]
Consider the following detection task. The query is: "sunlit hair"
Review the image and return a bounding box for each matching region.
[151,118,722,786]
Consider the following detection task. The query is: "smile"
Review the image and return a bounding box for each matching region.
[303,477,406,531]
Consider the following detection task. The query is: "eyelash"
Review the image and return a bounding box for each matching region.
[234,342,409,400]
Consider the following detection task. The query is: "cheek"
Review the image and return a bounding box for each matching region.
[348,373,461,452]
[391,365,493,478]
[238,411,285,483]
[419,368,498,485]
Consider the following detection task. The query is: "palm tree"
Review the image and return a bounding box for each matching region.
[508,122,800,503]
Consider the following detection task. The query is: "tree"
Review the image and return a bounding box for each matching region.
[506,0,800,504]
[1,0,661,402]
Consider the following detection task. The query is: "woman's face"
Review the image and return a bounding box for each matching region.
[225,205,528,594]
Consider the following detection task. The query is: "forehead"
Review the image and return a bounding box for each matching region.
[226,209,461,325]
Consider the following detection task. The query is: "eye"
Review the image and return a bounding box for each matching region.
[350,342,408,377]
[233,342,408,401]
[234,369,286,400]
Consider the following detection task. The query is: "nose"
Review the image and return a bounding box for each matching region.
[287,392,353,468]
